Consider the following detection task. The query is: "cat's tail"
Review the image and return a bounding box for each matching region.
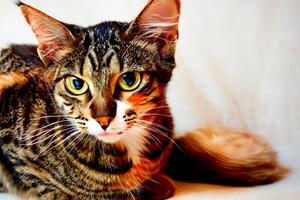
[165,127,288,185]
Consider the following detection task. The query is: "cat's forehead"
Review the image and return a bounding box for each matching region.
[85,24,122,71]
[83,22,159,73]
[56,21,161,85]
[86,21,126,43]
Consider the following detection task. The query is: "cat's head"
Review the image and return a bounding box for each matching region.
[19,0,180,152]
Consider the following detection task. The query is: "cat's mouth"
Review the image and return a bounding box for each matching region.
[94,131,123,143]
[85,119,124,143]
[100,131,123,136]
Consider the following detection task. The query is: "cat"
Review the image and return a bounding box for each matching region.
[0,0,287,199]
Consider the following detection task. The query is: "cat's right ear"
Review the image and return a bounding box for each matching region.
[18,2,76,65]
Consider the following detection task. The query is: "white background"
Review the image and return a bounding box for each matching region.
[0,0,299,199]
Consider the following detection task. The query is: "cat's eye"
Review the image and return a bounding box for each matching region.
[118,72,142,91]
[64,76,89,95]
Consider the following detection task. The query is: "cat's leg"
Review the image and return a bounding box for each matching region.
[141,173,175,200]
[0,130,71,200]
[13,173,74,200]
[0,164,72,200]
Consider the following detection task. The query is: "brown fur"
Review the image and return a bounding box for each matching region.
[0,67,44,100]
[0,1,287,200]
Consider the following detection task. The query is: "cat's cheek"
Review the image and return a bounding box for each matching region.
[54,93,64,109]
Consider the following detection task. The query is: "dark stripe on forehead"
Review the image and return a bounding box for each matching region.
[82,31,92,49]
[103,48,119,65]
[88,51,98,71]
[105,51,114,67]
[79,61,84,75]
[105,49,122,72]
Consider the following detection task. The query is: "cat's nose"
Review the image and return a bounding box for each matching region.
[95,116,113,130]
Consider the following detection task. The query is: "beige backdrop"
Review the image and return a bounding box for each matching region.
[0,0,300,199]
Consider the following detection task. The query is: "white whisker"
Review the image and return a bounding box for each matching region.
[35,129,80,159]
[27,119,71,135]
[26,126,77,146]
[140,113,172,118]
[135,120,183,153]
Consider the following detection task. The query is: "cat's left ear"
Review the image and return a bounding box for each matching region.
[126,0,181,57]
[18,2,76,65]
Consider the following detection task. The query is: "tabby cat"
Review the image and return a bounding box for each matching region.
[0,0,286,199]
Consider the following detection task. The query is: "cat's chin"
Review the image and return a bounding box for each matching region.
[94,132,123,144]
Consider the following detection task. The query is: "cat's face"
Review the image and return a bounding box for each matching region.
[19,0,180,156]
[52,25,167,144]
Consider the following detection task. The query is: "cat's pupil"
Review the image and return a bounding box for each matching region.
[122,73,136,86]
[72,77,84,90]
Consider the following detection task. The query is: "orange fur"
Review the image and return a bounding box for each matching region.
[0,72,28,93]
[113,144,173,190]
[0,67,44,100]
[167,127,288,185]
[128,93,146,105]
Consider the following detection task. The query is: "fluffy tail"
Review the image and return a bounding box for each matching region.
[166,127,288,185]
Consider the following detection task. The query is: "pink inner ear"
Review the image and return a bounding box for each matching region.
[20,4,75,63]
[137,0,180,38]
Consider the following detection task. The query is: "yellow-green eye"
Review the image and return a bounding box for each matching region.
[118,72,141,91]
[64,76,89,95]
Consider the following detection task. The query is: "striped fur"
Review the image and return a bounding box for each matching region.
[0,0,286,200]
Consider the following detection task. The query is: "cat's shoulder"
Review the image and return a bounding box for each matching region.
[0,44,43,73]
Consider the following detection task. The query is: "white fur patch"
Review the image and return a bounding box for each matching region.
[87,118,122,143]
[84,100,149,164]
[86,119,103,136]
[120,126,149,164]
[115,101,149,164]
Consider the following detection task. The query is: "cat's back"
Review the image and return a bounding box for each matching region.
[0,45,48,130]
[0,44,43,73]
